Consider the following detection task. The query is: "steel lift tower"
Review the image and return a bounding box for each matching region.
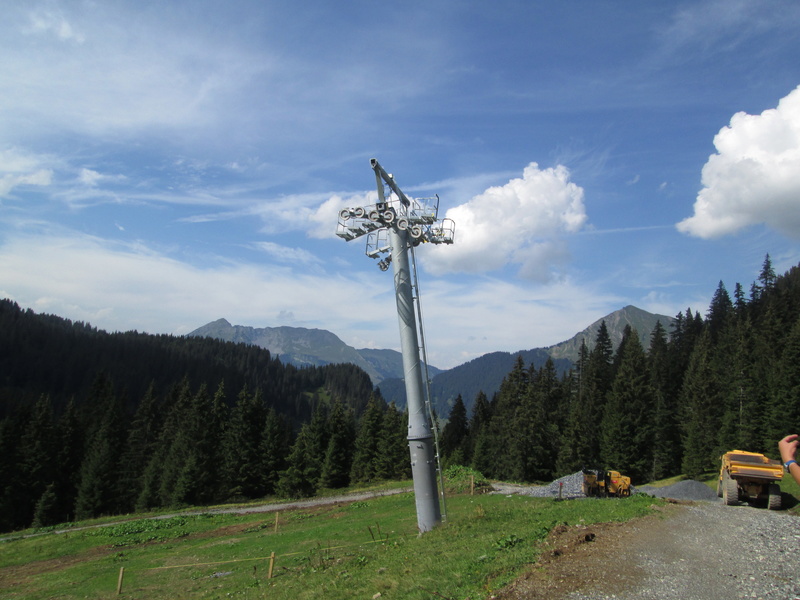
[336,159,455,533]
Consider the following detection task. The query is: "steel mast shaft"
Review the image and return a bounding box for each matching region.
[388,226,441,532]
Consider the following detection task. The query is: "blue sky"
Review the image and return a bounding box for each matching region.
[2,1,800,369]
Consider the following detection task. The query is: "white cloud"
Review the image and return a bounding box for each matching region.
[24,9,85,44]
[0,233,387,338]
[253,241,320,265]
[0,148,53,197]
[677,85,800,239]
[0,170,53,198]
[0,231,625,369]
[422,163,587,281]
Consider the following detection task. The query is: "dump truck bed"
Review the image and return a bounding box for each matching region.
[723,451,783,482]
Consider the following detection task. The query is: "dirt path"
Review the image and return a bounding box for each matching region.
[0,487,412,542]
[496,500,800,600]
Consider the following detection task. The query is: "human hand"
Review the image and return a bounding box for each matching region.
[779,434,799,463]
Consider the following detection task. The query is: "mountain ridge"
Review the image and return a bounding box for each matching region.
[188,305,675,416]
[187,318,443,385]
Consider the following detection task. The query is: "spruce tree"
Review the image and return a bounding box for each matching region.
[648,321,680,479]
[680,332,723,478]
[375,403,410,480]
[156,379,194,506]
[600,326,653,482]
[440,395,468,466]
[706,281,733,342]
[223,386,267,499]
[54,399,84,522]
[19,394,58,526]
[74,375,126,519]
[766,317,800,448]
[465,391,491,469]
[117,383,160,511]
[171,383,227,506]
[350,393,384,483]
[556,340,594,475]
[260,407,291,495]
[0,412,27,530]
[276,424,318,498]
[487,356,529,479]
[320,400,355,489]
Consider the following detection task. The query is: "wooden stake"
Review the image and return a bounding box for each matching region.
[267,552,275,579]
[274,511,279,533]
[116,567,125,595]
[470,475,475,496]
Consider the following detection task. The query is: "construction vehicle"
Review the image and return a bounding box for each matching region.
[582,469,632,498]
[717,450,783,510]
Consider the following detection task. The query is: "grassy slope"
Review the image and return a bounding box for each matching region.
[1,492,659,600]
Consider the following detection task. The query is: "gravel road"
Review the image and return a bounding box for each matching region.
[494,477,800,600]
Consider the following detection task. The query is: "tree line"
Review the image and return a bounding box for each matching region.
[0,300,407,532]
[439,255,800,485]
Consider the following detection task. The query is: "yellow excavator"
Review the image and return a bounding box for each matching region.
[582,469,632,498]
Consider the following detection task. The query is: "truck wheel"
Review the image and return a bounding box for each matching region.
[716,478,723,498]
[768,484,781,510]
[723,475,739,506]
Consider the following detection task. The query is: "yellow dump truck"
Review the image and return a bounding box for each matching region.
[718,450,783,510]
[582,469,632,498]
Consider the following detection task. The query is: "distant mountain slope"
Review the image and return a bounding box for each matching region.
[546,305,675,362]
[187,319,441,385]
[379,305,674,418]
[190,305,673,418]
[378,349,573,417]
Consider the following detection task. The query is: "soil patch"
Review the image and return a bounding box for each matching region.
[493,503,682,600]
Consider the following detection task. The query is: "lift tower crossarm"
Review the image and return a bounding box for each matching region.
[371,158,411,207]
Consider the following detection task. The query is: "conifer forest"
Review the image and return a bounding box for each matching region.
[2,255,799,533]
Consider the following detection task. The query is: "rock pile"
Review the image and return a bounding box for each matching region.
[494,471,720,502]
[636,479,719,501]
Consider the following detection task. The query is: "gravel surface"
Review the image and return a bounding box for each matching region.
[491,473,800,600]
[562,502,800,600]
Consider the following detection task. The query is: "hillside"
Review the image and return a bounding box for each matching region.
[546,305,674,362]
[189,306,674,419]
[378,349,573,418]
[379,305,673,417]
[188,319,442,385]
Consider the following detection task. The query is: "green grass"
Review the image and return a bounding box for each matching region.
[1,491,662,600]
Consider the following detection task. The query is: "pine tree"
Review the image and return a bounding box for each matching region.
[32,483,60,528]
[320,401,355,489]
[171,383,227,506]
[276,424,318,498]
[19,394,58,526]
[156,379,194,506]
[767,316,800,447]
[465,391,491,469]
[350,393,384,483]
[648,321,679,479]
[223,386,267,499]
[556,340,594,475]
[375,403,410,480]
[117,383,160,511]
[680,332,723,478]
[487,356,529,479]
[440,395,468,466]
[706,281,733,342]
[260,407,291,495]
[54,399,84,522]
[74,374,126,519]
[0,412,28,531]
[600,326,654,482]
